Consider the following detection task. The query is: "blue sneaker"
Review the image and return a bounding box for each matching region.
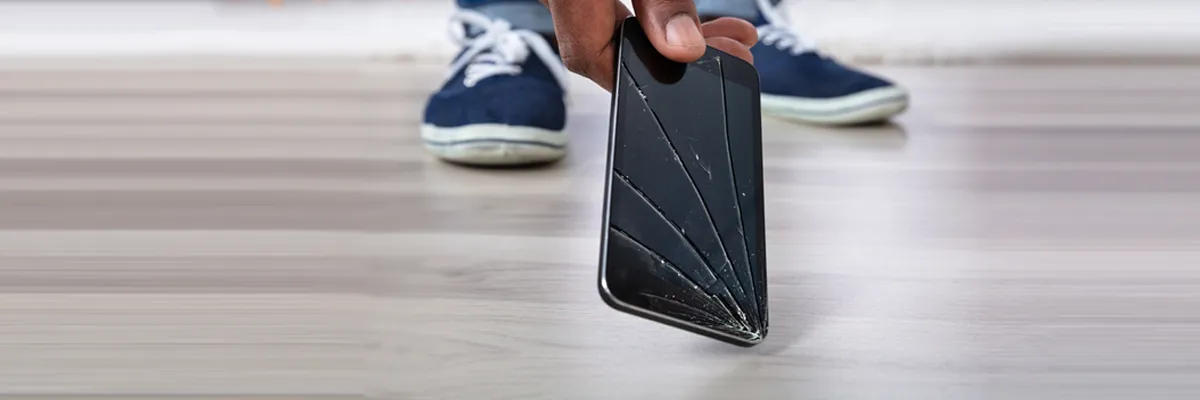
[751,1,909,125]
[421,11,569,166]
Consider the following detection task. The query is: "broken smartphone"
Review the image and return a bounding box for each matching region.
[597,18,768,347]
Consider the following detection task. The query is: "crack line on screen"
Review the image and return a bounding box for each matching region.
[717,63,759,313]
[613,169,747,325]
[610,226,754,333]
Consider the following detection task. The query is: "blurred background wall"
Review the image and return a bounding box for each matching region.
[0,0,1197,64]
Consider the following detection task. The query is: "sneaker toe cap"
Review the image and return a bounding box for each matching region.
[424,78,566,130]
[845,72,896,93]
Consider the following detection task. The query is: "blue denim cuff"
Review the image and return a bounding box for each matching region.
[466,2,555,34]
[695,0,765,20]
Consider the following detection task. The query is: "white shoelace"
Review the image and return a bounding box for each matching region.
[755,0,818,55]
[444,10,569,90]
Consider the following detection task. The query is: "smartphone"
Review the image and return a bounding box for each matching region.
[597,17,768,347]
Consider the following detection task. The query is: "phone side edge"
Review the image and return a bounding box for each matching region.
[596,18,632,314]
[754,71,768,338]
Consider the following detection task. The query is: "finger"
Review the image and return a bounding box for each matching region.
[541,0,632,91]
[705,36,754,65]
[632,0,706,63]
[701,17,758,48]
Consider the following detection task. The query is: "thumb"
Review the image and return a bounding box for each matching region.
[633,0,707,63]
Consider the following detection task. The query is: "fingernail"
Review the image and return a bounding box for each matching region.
[665,14,703,48]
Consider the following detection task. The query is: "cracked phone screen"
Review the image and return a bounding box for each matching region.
[601,19,767,346]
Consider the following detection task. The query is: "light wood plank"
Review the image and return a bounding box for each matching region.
[1,62,1199,399]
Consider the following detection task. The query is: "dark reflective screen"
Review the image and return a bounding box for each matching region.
[601,18,768,346]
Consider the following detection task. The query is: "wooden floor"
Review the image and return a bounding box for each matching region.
[1,60,1200,399]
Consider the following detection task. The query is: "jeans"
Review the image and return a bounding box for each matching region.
[457,0,779,33]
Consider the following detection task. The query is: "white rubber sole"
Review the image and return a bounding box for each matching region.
[761,86,910,126]
[420,124,567,166]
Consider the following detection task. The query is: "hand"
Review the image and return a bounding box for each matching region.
[540,0,757,91]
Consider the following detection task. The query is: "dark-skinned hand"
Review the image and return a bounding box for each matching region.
[539,0,757,91]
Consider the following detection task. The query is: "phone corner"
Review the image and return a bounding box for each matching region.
[595,267,620,311]
[732,328,769,348]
